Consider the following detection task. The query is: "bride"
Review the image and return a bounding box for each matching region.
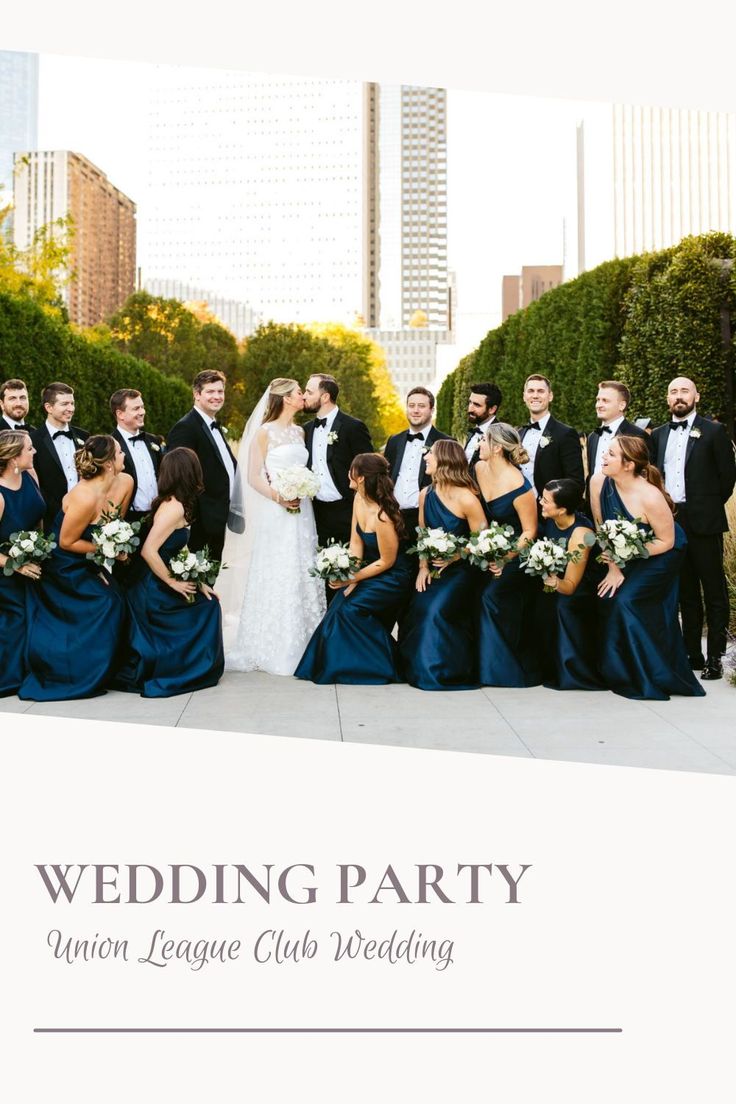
[220,378,326,675]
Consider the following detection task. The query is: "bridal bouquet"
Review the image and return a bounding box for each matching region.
[408,526,464,578]
[86,506,141,571]
[519,536,582,592]
[589,517,654,567]
[1,529,57,576]
[168,545,223,602]
[271,466,321,514]
[309,540,362,583]
[461,522,518,572]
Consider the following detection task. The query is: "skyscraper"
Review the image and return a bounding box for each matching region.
[0,50,38,202]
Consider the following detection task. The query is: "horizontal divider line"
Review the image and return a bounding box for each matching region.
[34,1027,623,1034]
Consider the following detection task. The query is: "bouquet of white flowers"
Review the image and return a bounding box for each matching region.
[408,526,464,578]
[86,506,141,572]
[519,536,582,592]
[271,465,321,514]
[461,522,518,572]
[168,545,223,602]
[309,540,362,583]
[1,529,57,576]
[589,517,654,567]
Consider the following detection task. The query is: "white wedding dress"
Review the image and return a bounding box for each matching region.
[223,422,326,675]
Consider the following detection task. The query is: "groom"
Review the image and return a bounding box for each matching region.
[303,373,373,548]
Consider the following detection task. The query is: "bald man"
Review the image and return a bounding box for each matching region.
[651,378,736,680]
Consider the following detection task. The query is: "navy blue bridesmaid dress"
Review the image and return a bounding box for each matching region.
[597,477,705,700]
[535,513,605,691]
[115,527,224,697]
[295,524,413,684]
[398,487,480,690]
[19,513,127,701]
[0,472,46,696]
[478,478,541,687]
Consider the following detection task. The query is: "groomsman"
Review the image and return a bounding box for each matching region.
[0,378,35,432]
[517,374,584,497]
[166,369,236,561]
[111,388,164,583]
[384,386,451,535]
[651,376,736,680]
[586,380,651,477]
[31,382,89,525]
[464,382,501,473]
[303,373,373,549]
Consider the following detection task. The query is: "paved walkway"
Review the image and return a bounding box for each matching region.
[5,666,736,775]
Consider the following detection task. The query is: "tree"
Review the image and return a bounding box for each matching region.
[0,189,73,315]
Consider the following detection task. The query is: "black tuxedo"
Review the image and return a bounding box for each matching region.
[30,423,90,527]
[166,408,237,560]
[384,424,451,534]
[651,413,736,662]
[112,427,164,518]
[0,416,35,433]
[586,417,651,476]
[304,409,373,547]
[464,418,497,476]
[518,415,585,497]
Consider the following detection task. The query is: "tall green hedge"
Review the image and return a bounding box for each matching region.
[0,291,191,436]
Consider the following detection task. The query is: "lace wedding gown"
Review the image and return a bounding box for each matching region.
[224,424,326,675]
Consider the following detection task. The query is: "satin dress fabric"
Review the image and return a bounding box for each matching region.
[597,478,705,700]
[398,487,480,691]
[478,478,541,688]
[295,524,413,685]
[19,513,126,701]
[115,527,224,697]
[0,472,46,696]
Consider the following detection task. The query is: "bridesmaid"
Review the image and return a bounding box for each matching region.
[398,439,487,690]
[295,452,414,684]
[590,435,705,700]
[535,477,605,691]
[19,435,132,701]
[115,447,224,697]
[475,422,541,687]
[0,430,46,696]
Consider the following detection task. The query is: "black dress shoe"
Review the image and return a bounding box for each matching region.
[689,655,706,670]
[701,659,723,681]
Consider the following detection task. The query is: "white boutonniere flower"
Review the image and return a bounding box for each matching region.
[539,435,552,449]
[75,438,84,447]
[689,428,701,439]
[151,442,161,452]
[327,431,339,445]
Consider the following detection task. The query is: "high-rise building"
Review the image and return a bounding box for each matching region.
[13,151,136,326]
[502,265,563,321]
[0,50,38,202]
[143,278,262,340]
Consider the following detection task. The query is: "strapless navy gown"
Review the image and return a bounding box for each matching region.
[535,513,605,691]
[398,488,480,690]
[295,524,414,684]
[0,472,46,696]
[478,478,541,687]
[115,527,224,697]
[19,513,126,701]
[597,478,705,700]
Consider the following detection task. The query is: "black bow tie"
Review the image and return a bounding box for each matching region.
[52,429,72,440]
[669,420,689,431]
[407,432,424,443]
[128,433,145,443]
[314,417,328,429]
[521,423,541,432]
[594,426,612,436]
[209,420,222,432]
[12,422,27,429]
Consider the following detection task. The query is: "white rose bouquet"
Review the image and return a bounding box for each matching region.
[86,505,141,572]
[1,530,57,576]
[168,545,223,602]
[309,540,363,583]
[589,517,654,567]
[271,465,321,514]
[408,526,464,578]
[519,536,582,592]
[461,523,518,572]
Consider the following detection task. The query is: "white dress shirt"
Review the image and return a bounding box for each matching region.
[120,427,158,512]
[465,417,495,463]
[592,415,624,475]
[46,419,79,491]
[662,410,696,504]
[394,427,430,510]
[312,407,342,502]
[194,405,235,495]
[520,412,551,487]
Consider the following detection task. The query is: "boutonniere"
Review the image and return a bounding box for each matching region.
[74,438,84,447]
[538,435,552,449]
[689,428,701,439]
[422,445,431,455]
[327,431,339,445]
[151,442,161,452]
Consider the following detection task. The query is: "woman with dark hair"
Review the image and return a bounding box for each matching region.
[398,438,488,690]
[475,422,541,687]
[295,452,413,684]
[534,477,605,691]
[590,435,704,699]
[115,447,224,697]
[0,430,46,695]
[19,435,133,701]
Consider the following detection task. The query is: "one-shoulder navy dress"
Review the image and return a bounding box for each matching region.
[597,478,705,700]
[295,523,414,684]
[19,512,126,701]
[477,478,541,687]
[0,472,46,696]
[115,527,224,697]
[398,487,480,690]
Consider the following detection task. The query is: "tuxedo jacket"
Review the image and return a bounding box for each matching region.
[586,417,652,475]
[464,418,497,476]
[304,410,373,500]
[112,427,165,508]
[384,425,451,492]
[0,416,36,433]
[651,414,736,534]
[518,415,585,496]
[165,409,237,534]
[30,423,90,525]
